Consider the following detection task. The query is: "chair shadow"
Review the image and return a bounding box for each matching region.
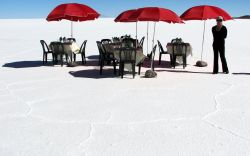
[2,60,48,68]
[69,69,119,79]
[232,73,250,75]
[155,69,212,75]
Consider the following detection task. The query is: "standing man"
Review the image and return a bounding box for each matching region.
[212,16,229,74]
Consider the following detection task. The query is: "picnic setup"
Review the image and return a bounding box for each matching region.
[41,3,232,78]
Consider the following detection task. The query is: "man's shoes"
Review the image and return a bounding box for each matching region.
[223,71,229,74]
[212,72,218,74]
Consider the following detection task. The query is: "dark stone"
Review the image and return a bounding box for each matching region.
[196,60,208,67]
[145,70,157,78]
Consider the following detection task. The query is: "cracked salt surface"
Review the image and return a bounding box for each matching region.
[1,19,250,156]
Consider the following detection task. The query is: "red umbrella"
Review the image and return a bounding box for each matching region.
[126,7,183,71]
[114,9,137,22]
[180,5,233,67]
[47,3,100,37]
[181,5,232,21]
[129,7,183,23]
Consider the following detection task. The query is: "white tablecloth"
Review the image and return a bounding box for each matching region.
[166,43,193,63]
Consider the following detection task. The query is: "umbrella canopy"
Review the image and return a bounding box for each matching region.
[180,5,233,66]
[114,9,137,22]
[130,7,183,23]
[180,5,233,21]
[46,3,100,22]
[47,3,100,37]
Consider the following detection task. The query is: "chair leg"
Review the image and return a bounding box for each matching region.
[183,56,185,69]
[84,53,86,64]
[159,53,162,65]
[113,60,117,75]
[138,63,141,75]
[43,53,45,65]
[170,54,173,67]
[74,54,76,62]
[81,54,84,65]
[153,60,155,71]
[173,55,176,68]
[60,54,63,67]
[100,59,103,75]
[132,63,135,78]
[121,62,124,79]
[118,62,121,76]
[45,53,48,63]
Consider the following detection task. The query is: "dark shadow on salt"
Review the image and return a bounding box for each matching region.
[69,69,118,79]
[232,73,250,75]
[155,69,212,74]
[2,61,46,68]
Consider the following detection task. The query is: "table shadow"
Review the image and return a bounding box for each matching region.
[69,69,119,79]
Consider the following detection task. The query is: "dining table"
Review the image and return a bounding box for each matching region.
[102,42,146,70]
[166,42,193,63]
[50,41,80,62]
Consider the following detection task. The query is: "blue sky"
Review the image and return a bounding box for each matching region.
[0,0,249,19]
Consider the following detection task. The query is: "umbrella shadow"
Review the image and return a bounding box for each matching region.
[2,60,49,68]
[232,73,250,75]
[69,69,119,79]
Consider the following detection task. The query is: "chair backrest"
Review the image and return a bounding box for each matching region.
[171,38,182,44]
[80,40,87,54]
[172,42,187,55]
[157,40,165,53]
[40,40,50,53]
[139,36,145,48]
[67,38,76,42]
[121,38,136,48]
[96,41,106,56]
[119,47,136,62]
[101,39,112,44]
[50,42,64,54]
[112,37,120,43]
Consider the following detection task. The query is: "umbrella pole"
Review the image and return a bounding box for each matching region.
[136,21,138,47]
[150,22,156,69]
[201,20,206,61]
[196,20,208,67]
[71,21,73,38]
[147,22,149,55]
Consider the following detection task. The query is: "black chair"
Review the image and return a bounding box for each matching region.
[119,47,136,79]
[67,38,76,42]
[139,36,145,48]
[50,42,69,67]
[157,40,173,65]
[101,39,112,44]
[121,38,136,48]
[172,42,187,69]
[73,40,87,64]
[96,41,117,75]
[40,40,53,65]
[112,37,120,43]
